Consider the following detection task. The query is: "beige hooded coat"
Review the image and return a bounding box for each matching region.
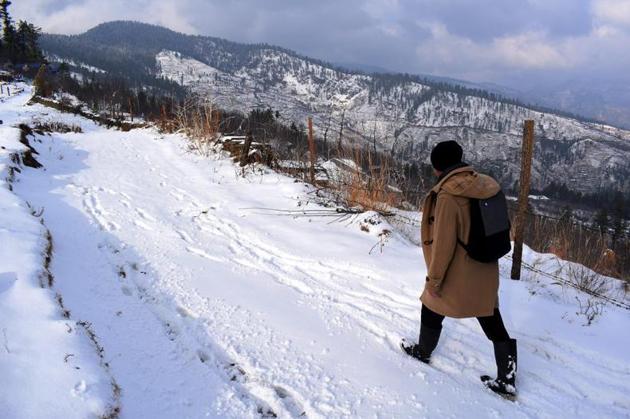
[420,166,501,318]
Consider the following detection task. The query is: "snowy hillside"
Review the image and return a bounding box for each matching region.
[155,49,630,195]
[41,21,630,197]
[1,83,629,418]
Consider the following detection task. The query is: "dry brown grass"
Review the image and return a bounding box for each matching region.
[517,210,629,283]
[173,97,221,156]
[42,229,54,288]
[33,120,83,134]
[328,146,404,213]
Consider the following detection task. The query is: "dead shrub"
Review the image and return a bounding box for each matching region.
[42,229,54,287]
[563,264,610,297]
[595,249,620,278]
[329,146,403,213]
[33,120,83,134]
[55,293,71,319]
[575,296,605,326]
[515,208,629,283]
[173,96,221,156]
[17,124,43,169]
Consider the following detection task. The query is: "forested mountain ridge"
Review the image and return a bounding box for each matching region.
[41,21,630,199]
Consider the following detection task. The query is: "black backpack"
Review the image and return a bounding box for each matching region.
[458,191,511,263]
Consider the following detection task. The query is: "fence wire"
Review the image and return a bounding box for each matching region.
[503,255,630,311]
[303,173,629,239]
[382,212,630,310]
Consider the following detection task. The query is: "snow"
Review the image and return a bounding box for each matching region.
[152,48,630,196]
[46,54,107,74]
[0,90,112,418]
[1,83,629,418]
[528,195,549,201]
[156,50,222,87]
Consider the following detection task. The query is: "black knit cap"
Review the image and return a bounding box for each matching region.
[430,140,463,171]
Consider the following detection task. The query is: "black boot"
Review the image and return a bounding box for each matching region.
[481,339,517,397]
[401,324,441,363]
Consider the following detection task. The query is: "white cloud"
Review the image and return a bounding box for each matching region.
[412,22,573,82]
[149,1,199,34]
[492,32,570,69]
[593,0,630,27]
[12,0,198,34]
[10,0,630,87]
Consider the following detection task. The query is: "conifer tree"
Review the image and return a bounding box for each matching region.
[595,208,610,235]
[559,205,574,227]
[15,20,42,62]
[0,1,43,64]
[0,0,14,61]
[611,215,625,245]
[14,18,25,60]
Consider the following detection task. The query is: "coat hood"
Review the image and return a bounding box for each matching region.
[432,166,500,199]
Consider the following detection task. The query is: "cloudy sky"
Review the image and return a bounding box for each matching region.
[15,0,630,88]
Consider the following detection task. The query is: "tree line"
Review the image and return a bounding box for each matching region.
[0,0,43,64]
[35,66,184,121]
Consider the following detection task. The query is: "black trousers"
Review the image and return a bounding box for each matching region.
[421,304,511,342]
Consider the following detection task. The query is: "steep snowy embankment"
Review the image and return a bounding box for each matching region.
[0,87,115,417]
[2,84,630,418]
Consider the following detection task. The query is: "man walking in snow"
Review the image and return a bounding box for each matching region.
[401,140,518,397]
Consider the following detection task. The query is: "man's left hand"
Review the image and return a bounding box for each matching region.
[425,276,441,298]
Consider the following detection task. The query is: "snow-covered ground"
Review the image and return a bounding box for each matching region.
[1,84,629,418]
[0,87,115,417]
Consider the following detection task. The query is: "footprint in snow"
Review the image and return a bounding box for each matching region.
[176,230,192,243]
[133,219,153,231]
[135,208,156,222]
[225,362,247,382]
[169,191,185,202]
[197,349,210,364]
[163,321,179,341]
[70,380,87,397]
[186,246,223,262]
[274,386,306,417]
[175,305,196,318]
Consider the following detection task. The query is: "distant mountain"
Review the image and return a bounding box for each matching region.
[517,79,630,130]
[335,61,628,130]
[334,62,394,75]
[40,21,630,197]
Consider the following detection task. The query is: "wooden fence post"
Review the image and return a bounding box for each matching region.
[307,117,316,184]
[511,119,536,280]
[337,109,345,156]
[128,97,134,122]
[240,132,253,167]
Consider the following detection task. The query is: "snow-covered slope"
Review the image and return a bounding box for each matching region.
[41,21,630,196]
[154,49,630,195]
[0,87,115,417]
[2,84,629,418]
